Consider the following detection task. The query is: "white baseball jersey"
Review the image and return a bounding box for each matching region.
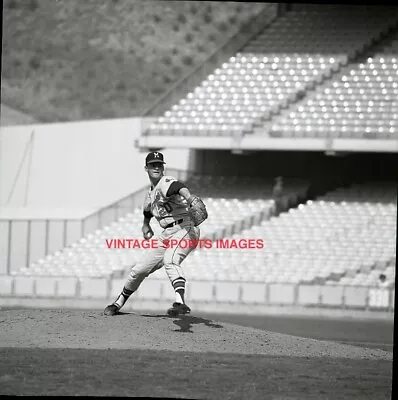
[144,175,189,228]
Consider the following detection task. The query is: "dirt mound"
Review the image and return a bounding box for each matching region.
[0,309,392,361]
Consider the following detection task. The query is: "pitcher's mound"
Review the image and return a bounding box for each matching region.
[0,309,392,361]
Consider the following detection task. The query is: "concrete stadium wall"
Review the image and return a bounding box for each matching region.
[0,118,195,273]
[0,218,85,274]
[0,276,394,317]
[0,118,193,211]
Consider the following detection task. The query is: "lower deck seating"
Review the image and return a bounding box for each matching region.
[14,180,394,289]
[14,176,308,277]
[182,182,396,285]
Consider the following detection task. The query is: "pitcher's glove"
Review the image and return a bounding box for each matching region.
[187,195,208,226]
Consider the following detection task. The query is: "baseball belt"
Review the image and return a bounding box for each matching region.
[165,219,184,229]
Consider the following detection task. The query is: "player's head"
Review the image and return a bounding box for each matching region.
[145,151,165,180]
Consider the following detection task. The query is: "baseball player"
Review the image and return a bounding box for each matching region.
[104,151,208,317]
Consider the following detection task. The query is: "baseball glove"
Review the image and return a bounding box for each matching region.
[187,195,208,226]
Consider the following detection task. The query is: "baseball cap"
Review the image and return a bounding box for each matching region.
[145,151,166,165]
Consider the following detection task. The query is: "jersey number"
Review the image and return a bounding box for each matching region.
[158,202,172,216]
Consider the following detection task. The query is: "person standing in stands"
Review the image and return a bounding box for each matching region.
[272,176,284,215]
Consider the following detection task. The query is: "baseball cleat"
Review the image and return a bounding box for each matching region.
[103,304,120,316]
[167,302,191,317]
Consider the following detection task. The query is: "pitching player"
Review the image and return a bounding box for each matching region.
[104,151,208,317]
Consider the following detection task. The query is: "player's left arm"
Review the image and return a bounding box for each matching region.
[165,180,189,199]
[164,180,208,226]
[163,180,193,204]
[158,178,188,200]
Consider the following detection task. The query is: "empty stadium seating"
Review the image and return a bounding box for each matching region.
[328,264,396,287]
[12,180,396,288]
[14,176,307,278]
[7,178,396,314]
[181,182,396,285]
[269,30,398,139]
[146,7,398,138]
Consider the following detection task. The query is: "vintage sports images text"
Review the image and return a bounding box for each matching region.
[105,238,264,249]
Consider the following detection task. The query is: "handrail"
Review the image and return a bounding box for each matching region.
[139,3,279,121]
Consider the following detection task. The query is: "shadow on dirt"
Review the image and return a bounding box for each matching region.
[142,314,224,333]
[113,311,136,315]
[101,311,136,317]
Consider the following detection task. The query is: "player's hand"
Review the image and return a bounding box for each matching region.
[142,223,154,240]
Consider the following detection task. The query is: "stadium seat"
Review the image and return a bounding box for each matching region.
[184,182,396,285]
[145,7,398,139]
[269,29,398,140]
[15,176,307,278]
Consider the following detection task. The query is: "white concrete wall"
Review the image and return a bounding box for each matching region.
[0,118,193,212]
[0,276,395,315]
[0,117,195,273]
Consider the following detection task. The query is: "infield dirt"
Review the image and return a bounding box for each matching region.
[0,309,393,399]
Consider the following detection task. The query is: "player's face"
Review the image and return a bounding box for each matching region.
[146,162,164,179]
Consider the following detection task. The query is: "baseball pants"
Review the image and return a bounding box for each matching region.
[124,220,200,292]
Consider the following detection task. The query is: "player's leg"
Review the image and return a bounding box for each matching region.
[104,246,165,315]
[163,223,200,316]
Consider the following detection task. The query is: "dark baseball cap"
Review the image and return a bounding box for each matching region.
[146,151,166,165]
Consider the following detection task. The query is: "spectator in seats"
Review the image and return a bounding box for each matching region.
[272,176,284,215]
[377,273,389,288]
[369,273,390,308]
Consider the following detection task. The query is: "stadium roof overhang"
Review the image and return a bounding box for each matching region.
[136,135,398,154]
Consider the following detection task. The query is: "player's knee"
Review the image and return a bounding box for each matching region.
[128,264,147,280]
